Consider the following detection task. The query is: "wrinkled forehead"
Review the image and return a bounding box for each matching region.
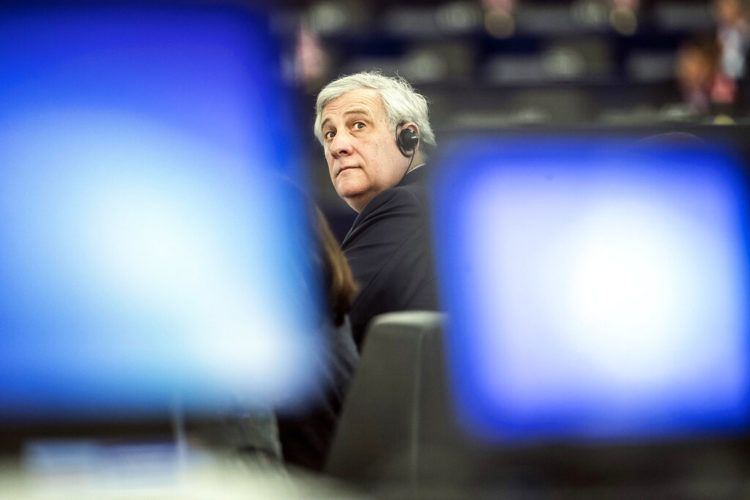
[321,88,388,127]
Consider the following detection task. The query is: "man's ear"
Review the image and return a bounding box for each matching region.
[398,122,419,136]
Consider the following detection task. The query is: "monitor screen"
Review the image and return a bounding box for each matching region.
[432,135,750,443]
[0,5,322,419]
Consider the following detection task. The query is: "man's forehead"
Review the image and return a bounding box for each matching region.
[321,89,385,123]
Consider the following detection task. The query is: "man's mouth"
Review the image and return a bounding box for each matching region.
[337,165,358,177]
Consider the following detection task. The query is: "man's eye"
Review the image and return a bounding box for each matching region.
[324,130,335,140]
[353,122,366,130]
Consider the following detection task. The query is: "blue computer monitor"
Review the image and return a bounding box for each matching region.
[432,135,750,443]
[0,4,322,419]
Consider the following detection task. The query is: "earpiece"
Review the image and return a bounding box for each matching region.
[397,127,419,157]
[396,125,419,184]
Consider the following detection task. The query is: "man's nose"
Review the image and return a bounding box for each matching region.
[330,131,353,157]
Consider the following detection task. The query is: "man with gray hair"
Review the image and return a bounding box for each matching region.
[315,72,439,349]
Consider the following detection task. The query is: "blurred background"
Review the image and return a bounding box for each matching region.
[266,0,750,233]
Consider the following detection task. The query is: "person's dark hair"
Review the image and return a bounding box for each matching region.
[313,207,357,327]
[277,207,359,472]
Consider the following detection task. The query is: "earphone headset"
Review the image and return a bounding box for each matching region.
[396,125,419,183]
[396,127,419,157]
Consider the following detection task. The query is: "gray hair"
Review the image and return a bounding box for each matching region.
[313,72,436,149]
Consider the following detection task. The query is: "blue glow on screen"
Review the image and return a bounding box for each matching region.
[0,6,320,417]
[433,138,750,442]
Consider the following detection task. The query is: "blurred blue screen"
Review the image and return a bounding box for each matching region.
[433,137,750,442]
[0,6,321,417]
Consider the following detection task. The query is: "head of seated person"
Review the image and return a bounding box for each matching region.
[313,72,437,213]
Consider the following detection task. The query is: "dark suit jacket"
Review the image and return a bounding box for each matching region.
[342,167,440,348]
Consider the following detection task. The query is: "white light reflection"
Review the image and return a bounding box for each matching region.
[461,156,747,436]
[0,107,318,410]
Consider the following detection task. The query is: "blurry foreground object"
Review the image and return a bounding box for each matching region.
[433,135,750,443]
[0,443,362,499]
[0,3,323,423]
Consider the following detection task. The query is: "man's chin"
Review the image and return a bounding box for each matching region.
[337,188,371,212]
[335,180,367,199]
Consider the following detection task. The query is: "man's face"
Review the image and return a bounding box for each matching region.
[320,88,409,212]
